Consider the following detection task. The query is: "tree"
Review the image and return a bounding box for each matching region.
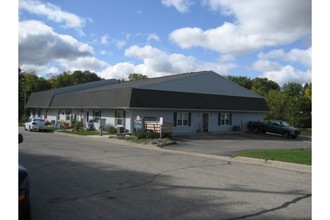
[19,71,52,122]
[264,82,311,127]
[264,90,288,120]
[71,70,103,85]
[53,70,103,88]
[304,83,312,101]
[282,82,304,97]
[252,78,280,96]
[128,73,148,81]
[282,82,311,127]
[226,75,253,90]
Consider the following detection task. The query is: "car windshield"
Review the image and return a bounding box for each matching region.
[281,121,290,126]
[33,119,44,122]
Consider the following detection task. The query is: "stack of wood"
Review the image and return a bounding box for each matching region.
[144,121,173,134]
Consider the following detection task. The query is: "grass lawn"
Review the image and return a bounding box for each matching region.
[235,148,311,165]
[56,129,107,136]
[299,128,311,138]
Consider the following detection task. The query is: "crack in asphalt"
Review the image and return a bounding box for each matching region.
[48,163,227,204]
[224,193,312,220]
[48,161,310,220]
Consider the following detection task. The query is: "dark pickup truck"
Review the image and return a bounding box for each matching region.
[247,119,300,138]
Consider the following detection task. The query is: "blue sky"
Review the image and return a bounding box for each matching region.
[18,0,311,86]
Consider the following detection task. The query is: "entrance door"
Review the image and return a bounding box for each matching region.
[202,113,209,132]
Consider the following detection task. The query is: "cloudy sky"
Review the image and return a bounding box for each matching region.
[18,0,311,86]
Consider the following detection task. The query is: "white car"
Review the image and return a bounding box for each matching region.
[24,117,48,132]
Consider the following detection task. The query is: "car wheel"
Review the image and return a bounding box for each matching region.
[283,132,290,138]
[25,200,32,220]
[29,126,32,132]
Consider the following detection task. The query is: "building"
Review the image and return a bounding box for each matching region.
[25,71,269,134]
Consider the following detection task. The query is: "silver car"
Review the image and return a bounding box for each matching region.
[24,117,48,132]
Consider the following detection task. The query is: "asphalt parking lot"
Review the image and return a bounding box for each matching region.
[167,131,311,157]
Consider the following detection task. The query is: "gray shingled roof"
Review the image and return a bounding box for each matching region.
[26,79,118,108]
[84,71,262,98]
[26,71,269,112]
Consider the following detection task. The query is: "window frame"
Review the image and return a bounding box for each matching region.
[94,110,101,123]
[219,113,232,126]
[116,111,124,126]
[177,112,189,127]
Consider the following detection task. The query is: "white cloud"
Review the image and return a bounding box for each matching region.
[125,45,164,58]
[100,45,236,80]
[286,48,311,68]
[19,20,107,75]
[114,39,126,49]
[258,49,286,60]
[125,45,196,74]
[170,0,311,54]
[99,62,138,80]
[101,35,110,45]
[253,47,311,85]
[147,33,160,42]
[63,57,108,72]
[256,47,311,68]
[19,20,93,65]
[262,65,311,86]
[219,54,234,62]
[19,0,89,30]
[252,59,281,72]
[161,0,194,13]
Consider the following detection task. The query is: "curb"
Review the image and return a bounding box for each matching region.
[230,156,311,172]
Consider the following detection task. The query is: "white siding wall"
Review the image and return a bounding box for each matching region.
[37,108,265,133]
[100,110,116,127]
[45,109,58,122]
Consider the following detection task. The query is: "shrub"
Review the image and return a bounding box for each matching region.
[146,130,160,139]
[107,125,117,134]
[74,121,84,131]
[133,130,147,139]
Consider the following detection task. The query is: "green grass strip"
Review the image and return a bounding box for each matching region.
[236,149,311,165]
[57,130,101,135]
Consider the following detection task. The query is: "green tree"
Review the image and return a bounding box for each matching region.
[226,75,253,90]
[128,73,148,81]
[71,70,103,85]
[56,71,74,87]
[54,70,103,88]
[264,90,287,120]
[304,83,312,101]
[282,82,311,127]
[282,82,304,97]
[264,82,311,128]
[252,78,280,96]
[19,71,52,122]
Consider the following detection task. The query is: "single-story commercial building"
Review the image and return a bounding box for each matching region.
[25,71,269,134]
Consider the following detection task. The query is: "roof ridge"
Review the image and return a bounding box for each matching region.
[135,71,215,88]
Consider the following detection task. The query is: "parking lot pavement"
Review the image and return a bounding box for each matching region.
[58,130,311,172]
[167,131,311,157]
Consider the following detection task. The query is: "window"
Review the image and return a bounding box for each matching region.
[116,111,124,126]
[65,110,71,121]
[94,110,101,123]
[177,112,189,126]
[219,113,231,125]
